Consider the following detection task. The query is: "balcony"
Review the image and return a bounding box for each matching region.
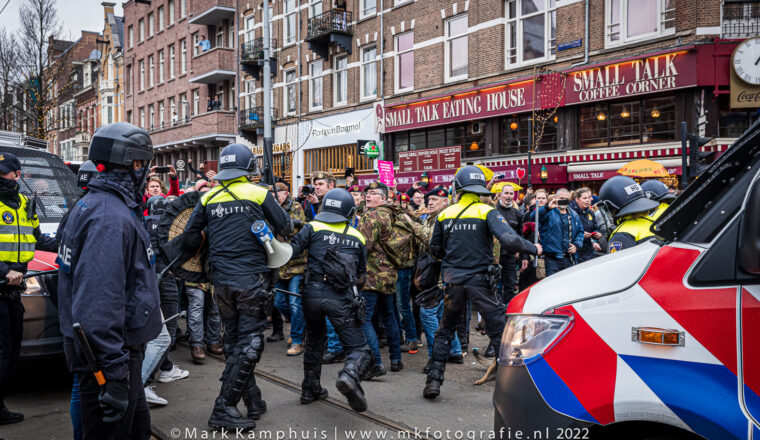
[240,38,278,80]
[99,79,116,91]
[150,110,236,148]
[189,47,236,84]
[722,1,760,38]
[74,132,91,145]
[305,9,353,60]
[189,0,234,26]
[239,107,279,132]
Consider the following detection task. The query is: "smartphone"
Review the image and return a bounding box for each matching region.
[154,166,170,173]
[557,199,570,206]
[345,167,355,177]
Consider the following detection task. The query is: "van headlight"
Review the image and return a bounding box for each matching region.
[497,314,571,367]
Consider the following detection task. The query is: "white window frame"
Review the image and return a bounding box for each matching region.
[394,0,412,6]
[284,68,297,115]
[149,104,155,129]
[181,39,187,74]
[360,0,376,19]
[148,13,154,37]
[394,31,414,94]
[244,79,256,110]
[180,0,186,18]
[309,0,322,18]
[128,26,133,48]
[139,18,145,41]
[139,60,145,90]
[169,0,175,24]
[504,0,557,69]
[193,33,200,56]
[180,93,188,119]
[444,14,469,83]
[333,54,348,107]
[158,50,164,83]
[604,0,675,48]
[228,21,235,48]
[169,97,176,121]
[158,6,164,31]
[216,24,224,47]
[169,45,175,78]
[284,0,297,46]
[309,61,323,111]
[159,100,165,127]
[193,89,199,115]
[245,15,256,43]
[148,55,155,87]
[360,45,377,101]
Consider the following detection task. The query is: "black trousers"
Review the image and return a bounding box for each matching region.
[500,254,518,305]
[0,294,23,407]
[77,347,151,440]
[430,276,505,382]
[302,282,371,375]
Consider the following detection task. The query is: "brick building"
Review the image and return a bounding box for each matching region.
[123,0,238,182]
[240,0,760,191]
[99,2,127,128]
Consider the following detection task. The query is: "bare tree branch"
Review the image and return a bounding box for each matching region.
[0,29,20,131]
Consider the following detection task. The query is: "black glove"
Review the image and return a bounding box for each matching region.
[99,376,129,423]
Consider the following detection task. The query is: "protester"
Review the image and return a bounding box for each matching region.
[536,188,584,276]
[494,184,525,304]
[569,187,601,263]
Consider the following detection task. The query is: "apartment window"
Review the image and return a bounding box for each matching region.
[228,21,235,48]
[216,23,224,47]
[722,2,760,38]
[169,45,175,78]
[180,0,186,17]
[245,79,256,109]
[245,16,256,43]
[334,55,348,106]
[361,0,376,18]
[158,6,164,30]
[159,101,165,127]
[126,65,132,94]
[148,13,154,37]
[149,55,155,87]
[169,0,175,24]
[169,97,176,121]
[149,104,155,129]
[139,60,145,90]
[126,110,132,124]
[361,46,377,100]
[395,31,414,92]
[128,26,133,48]
[193,89,199,115]
[309,0,322,17]
[140,107,145,129]
[606,0,675,46]
[179,93,187,119]
[284,69,297,115]
[445,15,468,81]
[193,32,200,56]
[284,0,297,45]
[309,62,322,110]
[505,0,557,67]
[181,39,187,74]
[103,96,114,125]
[157,50,164,83]
[139,18,145,41]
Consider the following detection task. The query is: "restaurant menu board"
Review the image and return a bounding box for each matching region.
[398,146,461,172]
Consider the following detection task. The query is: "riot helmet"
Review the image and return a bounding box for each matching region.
[215,143,256,181]
[598,175,659,218]
[147,195,169,216]
[315,188,356,223]
[88,122,154,198]
[453,165,491,195]
[77,160,99,190]
[641,179,676,203]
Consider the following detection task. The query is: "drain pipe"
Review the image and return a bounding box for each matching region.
[571,0,589,67]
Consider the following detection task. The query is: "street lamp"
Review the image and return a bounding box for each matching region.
[540,165,548,183]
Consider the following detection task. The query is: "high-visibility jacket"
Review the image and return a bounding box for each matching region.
[607,216,656,253]
[0,194,39,263]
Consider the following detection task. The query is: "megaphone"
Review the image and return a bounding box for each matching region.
[251,220,293,268]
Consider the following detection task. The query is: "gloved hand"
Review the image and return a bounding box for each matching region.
[99,376,129,423]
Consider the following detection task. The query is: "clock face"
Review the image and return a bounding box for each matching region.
[733,38,760,86]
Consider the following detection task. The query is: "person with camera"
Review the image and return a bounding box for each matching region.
[183,144,292,430]
[288,188,372,412]
[569,187,602,263]
[299,171,335,221]
[536,188,584,277]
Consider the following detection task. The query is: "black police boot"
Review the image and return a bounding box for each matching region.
[208,383,255,431]
[322,350,345,364]
[484,344,497,358]
[242,375,267,420]
[362,363,386,380]
[336,364,368,412]
[448,353,464,364]
[0,403,23,425]
[423,361,446,399]
[300,367,329,404]
[390,360,404,372]
[266,331,284,342]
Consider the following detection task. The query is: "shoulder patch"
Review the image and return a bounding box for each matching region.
[496,213,508,224]
[609,241,623,253]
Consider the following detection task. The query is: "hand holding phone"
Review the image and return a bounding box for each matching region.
[154,166,171,174]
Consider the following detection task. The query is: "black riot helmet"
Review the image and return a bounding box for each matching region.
[88,122,153,167]
[215,143,257,181]
[77,160,99,190]
[315,188,356,223]
[147,195,169,216]
[641,179,676,203]
[598,175,659,219]
[453,165,491,195]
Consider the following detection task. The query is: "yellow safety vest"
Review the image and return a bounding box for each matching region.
[608,216,656,253]
[646,202,670,222]
[0,194,39,263]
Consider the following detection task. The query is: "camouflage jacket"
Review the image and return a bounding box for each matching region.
[278,197,308,279]
[358,203,398,294]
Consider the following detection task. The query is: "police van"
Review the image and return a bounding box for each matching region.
[494,122,760,439]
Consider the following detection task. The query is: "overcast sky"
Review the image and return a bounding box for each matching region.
[0,0,124,41]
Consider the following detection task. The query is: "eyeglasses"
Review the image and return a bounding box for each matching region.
[366,191,385,197]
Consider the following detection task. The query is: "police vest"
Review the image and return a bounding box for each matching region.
[646,202,670,222]
[0,194,39,263]
[608,216,655,253]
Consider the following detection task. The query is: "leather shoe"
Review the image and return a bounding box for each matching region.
[207,343,224,356]
[423,379,441,399]
[0,404,23,425]
[191,345,206,364]
[266,332,284,342]
[362,364,386,380]
[321,351,345,364]
[448,354,464,364]
[390,360,403,372]
[484,344,497,358]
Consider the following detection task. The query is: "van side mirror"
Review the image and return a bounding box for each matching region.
[739,177,760,274]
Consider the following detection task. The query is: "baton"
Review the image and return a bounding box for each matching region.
[157,253,183,284]
[162,310,187,325]
[72,323,107,387]
[274,287,303,298]
[0,269,59,285]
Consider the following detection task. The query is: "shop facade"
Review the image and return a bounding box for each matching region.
[377,43,754,192]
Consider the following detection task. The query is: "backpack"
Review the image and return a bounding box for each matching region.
[380,208,418,269]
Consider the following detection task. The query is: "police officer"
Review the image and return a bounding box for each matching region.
[423,166,542,399]
[183,143,291,430]
[599,175,660,253]
[289,188,372,412]
[641,179,676,221]
[56,122,162,439]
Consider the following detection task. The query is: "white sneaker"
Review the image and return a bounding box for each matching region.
[158,365,190,383]
[144,386,168,406]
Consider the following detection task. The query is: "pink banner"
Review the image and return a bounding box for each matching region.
[377,160,395,186]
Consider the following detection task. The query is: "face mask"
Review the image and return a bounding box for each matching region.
[0,176,19,194]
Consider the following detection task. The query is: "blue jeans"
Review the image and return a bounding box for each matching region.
[326,318,343,353]
[186,286,222,346]
[274,275,304,344]
[70,374,82,440]
[141,321,171,385]
[361,290,402,365]
[395,268,417,342]
[544,255,573,277]
[420,300,462,358]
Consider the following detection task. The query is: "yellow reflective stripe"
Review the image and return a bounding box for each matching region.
[0,197,38,263]
[201,178,268,206]
[0,225,33,234]
[437,199,492,221]
[311,221,366,245]
[612,217,655,241]
[0,242,36,253]
[0,252,35,263]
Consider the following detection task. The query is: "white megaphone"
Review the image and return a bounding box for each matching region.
[251,220,293,268]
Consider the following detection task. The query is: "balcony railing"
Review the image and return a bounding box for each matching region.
[239,107,279,130]
[722,2,760,38]
[306,9,353,41]
[240,38,278,63]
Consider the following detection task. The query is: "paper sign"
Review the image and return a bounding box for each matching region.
[377,160,395,186]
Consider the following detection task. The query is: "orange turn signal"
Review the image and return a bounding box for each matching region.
[631,327,684,346]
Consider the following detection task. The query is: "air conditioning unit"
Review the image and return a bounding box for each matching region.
[471,121,483,134]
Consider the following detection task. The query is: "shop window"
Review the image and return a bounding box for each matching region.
[579,95,676,148]
[395,31,414,93]
[393,132,410,164]
[718,95,759,137]
[606,0,675,47]
[501,114,558,155]
[445,15,468,82]
[505,0,557,68]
